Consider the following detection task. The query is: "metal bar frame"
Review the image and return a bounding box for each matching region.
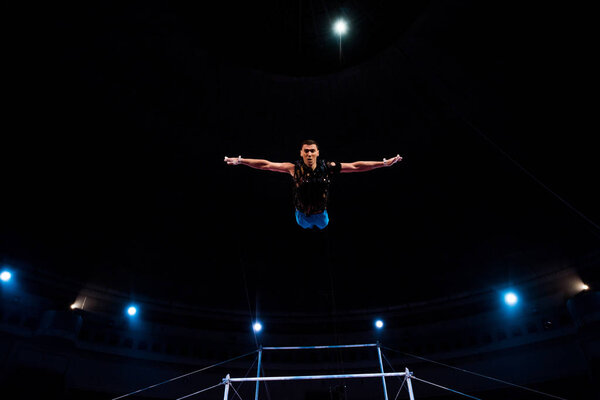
[221,343,415,400]
[254,347,262,400]
[222,374,230,400]
[227,371,408,383]
[405,368,415,400]
[377,343,389,400]
[261,343,377,350]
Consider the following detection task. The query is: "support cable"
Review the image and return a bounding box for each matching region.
[232,354,258,397]
[456,110,600,238]
[175,382,225,400]
[410,376,482,400]
[229,383,245,400]
[380,351,407,400]
[260,364,273,400]
[389,44,600,238]
[111,350,257,400]
[383,346,568,400]
[178,355,257,400]
[393,376,408,400]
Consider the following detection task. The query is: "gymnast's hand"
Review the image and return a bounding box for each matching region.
[383,154,402,167]
[224,156,242,165]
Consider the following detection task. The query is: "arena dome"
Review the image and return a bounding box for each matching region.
[2,1,598,399]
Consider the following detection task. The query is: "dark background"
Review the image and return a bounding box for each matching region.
[2,1,598,316]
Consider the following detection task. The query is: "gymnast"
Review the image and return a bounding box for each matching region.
[225,140,402,229]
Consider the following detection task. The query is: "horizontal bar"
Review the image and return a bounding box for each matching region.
[262,344,377,350]
[227,372,407,383]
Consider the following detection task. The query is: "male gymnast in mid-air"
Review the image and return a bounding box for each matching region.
[224,140,402,229]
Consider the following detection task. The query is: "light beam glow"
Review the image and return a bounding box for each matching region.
[253,322,262,333]
[504,292,518,306]
[0,270,11,282]
[375,319,384,329]
[333,19,348,35]
[127,306,137,316]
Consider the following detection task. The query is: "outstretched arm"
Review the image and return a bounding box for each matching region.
[340,154,402,173]
[224,156,294,175]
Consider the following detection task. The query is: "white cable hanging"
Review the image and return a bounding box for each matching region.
[228,383,245,400]
[111,349,257,400]
[175,382,225,400]
[383,346,568,400]
[411,376,482,400]
[381,348,479,400]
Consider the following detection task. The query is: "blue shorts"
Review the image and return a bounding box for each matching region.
[295,209,329,229]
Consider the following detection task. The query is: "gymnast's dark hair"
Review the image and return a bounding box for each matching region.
[300,139,319,149]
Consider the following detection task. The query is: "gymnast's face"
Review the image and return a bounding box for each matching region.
[300,144,319,169]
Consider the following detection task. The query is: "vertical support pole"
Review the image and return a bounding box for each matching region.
[255,346,263,400]
[405,368,415,400]
[376,342,389,400]
[223,374,231,400]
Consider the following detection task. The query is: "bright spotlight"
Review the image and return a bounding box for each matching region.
[253,322,263,333]
[70,303,77,310]
[0,270,12,282]
[127,306,137,316]
[504,292,518,306]
[375,320,384,329]
[581,283,589,291]
[333,19,348,35]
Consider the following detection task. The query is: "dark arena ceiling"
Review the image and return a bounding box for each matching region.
[2,1,599,323]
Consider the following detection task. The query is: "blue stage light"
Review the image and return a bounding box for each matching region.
[127,306,137,316]
[253,322,262,333]
[375,319,384,329]
[0,270,12,282]
[504,292,518,306]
